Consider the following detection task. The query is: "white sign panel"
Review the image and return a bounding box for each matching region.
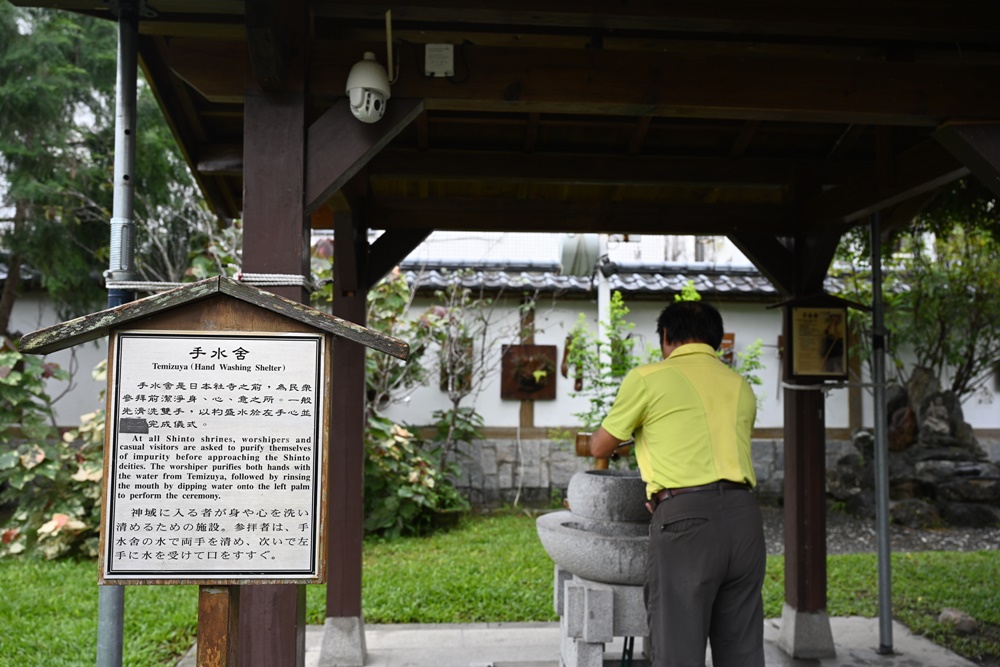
[102,331,325,581]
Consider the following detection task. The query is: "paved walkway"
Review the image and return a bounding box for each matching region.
[177,617,977,666]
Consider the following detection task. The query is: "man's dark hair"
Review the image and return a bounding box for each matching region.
[656,301,725,350]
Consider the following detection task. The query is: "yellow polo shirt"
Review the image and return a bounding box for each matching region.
[601,343,757,498]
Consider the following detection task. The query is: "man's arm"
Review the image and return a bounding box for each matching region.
[589,426,626,458]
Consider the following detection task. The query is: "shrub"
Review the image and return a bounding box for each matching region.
[0,351,104,559]
[363,414,469,538]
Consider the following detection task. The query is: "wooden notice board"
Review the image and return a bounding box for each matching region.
[20,277,412,586]
[96,297,332,585]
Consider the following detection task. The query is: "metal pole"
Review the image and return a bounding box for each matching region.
[106,0,139,308]
[870,211,894,654]
[99,2,139,665]
[596,233,611,370]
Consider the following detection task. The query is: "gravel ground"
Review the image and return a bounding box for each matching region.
[761,505,1000,555]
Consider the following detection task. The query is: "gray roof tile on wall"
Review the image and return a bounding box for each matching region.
[399,261,844,301]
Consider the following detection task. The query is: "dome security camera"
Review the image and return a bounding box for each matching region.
[346,52,391,123]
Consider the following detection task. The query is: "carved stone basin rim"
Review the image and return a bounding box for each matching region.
[536,469,650,586]
[536,511,648,586]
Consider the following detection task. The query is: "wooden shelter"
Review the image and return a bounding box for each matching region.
[13,1,1000,664]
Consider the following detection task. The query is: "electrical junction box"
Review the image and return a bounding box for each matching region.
[425,43,454,77]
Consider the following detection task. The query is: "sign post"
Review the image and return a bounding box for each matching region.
[18,277,409,667]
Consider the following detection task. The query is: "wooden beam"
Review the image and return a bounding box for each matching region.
[164,39,1000,124]
[245,0,287,92]
[934,122,1000,199]
[800,140,969,227]
[366,228,432,290]
[796,231,843,295]
[197,143,243,175]
[204,144,869,186]
[304,98,425,215]
[13,0,1000,42]
[310,1,1000,43]
[628,116,652,155]
[729,120,760,158]
[139,35,238,220]
[826,124,869,160]
[727,234,795,295]
[523,112,540,153]
[366,149,864,187]
[880,189,941,236]
[371,197,793,235]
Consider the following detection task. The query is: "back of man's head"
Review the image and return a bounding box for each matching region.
[656,301,724,350]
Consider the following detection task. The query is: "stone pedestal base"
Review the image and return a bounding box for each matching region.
[318,616,367,667]
[777,603,835,659]
[554,566,649,667]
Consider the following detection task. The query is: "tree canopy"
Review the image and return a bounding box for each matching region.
[836,178,1000,401]
[0,1,218,336]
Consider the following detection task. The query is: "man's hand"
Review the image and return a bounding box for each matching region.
[589,426,626,459]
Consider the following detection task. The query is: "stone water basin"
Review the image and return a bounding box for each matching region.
[536,469,650,585]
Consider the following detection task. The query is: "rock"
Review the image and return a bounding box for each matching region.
[937,478,1000,503]
[853,430,875,463]
[907,367,940,417]
[938,502,1000,528]
[919,432,965,448]
[889,480,919,500]
[907,444,981,463]
[888,407,917,451]
[890,499,941,529]
[888,452,916,482]
[915,459,957,482]
[916,392,985,457]
[938,608,978,635]
[845,491,876,519]
[885,384,909,418]
[827,454,863,500]
[955,420,982,452]
[955,461,1000,477]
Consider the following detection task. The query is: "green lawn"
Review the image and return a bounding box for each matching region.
[1,511,997,666]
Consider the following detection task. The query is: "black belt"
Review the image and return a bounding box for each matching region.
[646,480,751,513]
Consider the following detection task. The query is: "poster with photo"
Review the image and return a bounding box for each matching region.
[790,307,847,379]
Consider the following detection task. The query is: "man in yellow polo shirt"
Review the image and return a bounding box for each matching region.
[589,300,764,667]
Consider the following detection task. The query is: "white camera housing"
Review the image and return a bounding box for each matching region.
[346,52,391,123]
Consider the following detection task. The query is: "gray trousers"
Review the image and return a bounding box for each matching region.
[645,485,766,667]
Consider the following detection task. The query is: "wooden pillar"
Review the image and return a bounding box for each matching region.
[778,307,835,658]
[740,228,841,659]
[782,381,827,612]
[238,1,308,664]
[519,294,535,429]
[197,587,241,667]
[322,210,369,665]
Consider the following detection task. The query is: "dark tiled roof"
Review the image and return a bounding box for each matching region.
[400,261,846,301]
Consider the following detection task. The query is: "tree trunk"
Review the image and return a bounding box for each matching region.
[0,253,22,338]
[0,202,29,338]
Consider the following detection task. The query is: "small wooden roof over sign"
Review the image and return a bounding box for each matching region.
[18,276,409,360]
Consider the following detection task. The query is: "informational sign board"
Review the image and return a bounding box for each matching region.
[789,307,849,380]
[101,331,326,584]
